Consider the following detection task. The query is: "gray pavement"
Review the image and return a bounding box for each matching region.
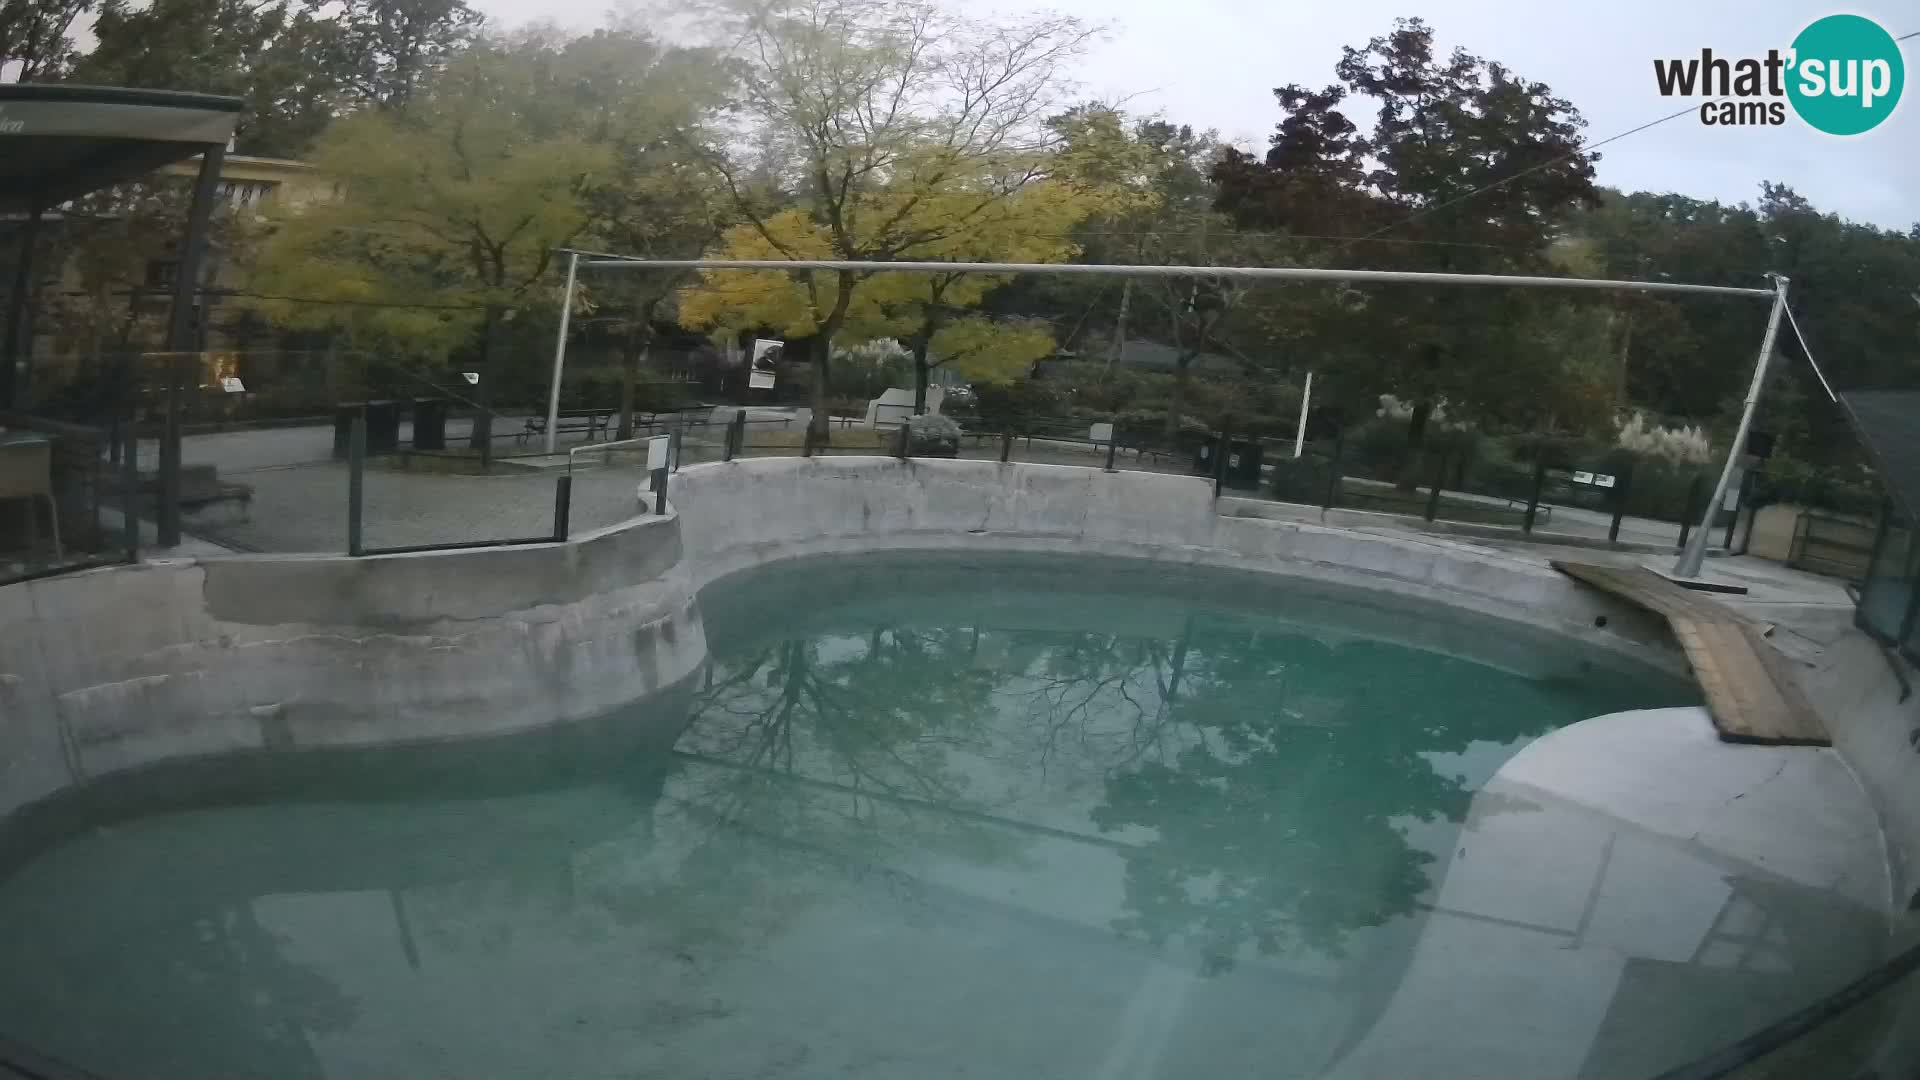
[189,463,646,553]
[148,417,1707,560]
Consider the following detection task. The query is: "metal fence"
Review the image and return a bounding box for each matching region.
[1856,506,1917,663]
[0,359,1888,591]
[0,349,725,578]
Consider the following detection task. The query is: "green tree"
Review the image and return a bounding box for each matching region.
[551,22,735,438]
[68,0,482,156]
[678,0,1099,440]
[332,0,483,111]
[74,0,303,151]
[1566,183,1920,470]
[1,0,91,79]
[244,38,611,448]
[1213,18,1600,485]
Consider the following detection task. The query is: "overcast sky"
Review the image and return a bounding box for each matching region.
[480,0,1918,231]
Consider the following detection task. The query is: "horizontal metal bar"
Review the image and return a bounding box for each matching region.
[1,556,136,589]
[567,435,657,461]
[566,251,1773,299]
[357,536,558,557]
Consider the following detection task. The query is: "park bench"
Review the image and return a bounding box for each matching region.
[521,409,616,446]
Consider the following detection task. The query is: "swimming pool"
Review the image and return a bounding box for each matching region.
[0,552,1742,1078]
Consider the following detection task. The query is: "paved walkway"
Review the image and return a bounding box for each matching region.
[144,417,1708,560]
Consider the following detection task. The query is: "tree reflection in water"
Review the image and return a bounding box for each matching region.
[682,564,1686,977]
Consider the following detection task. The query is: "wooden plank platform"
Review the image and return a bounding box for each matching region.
[1552,561,1829,746]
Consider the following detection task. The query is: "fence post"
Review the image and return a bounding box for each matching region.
[1723,472,1746,550]
[121,401,140,562]
[1678,473,1705,551]
[1212,424,1232,499]
[1424,448,1447,522]
[1523,459,1547,533]
[1000,430,1013,463]
[654,466,669,515]
[1323,433,1344,511]
[157,352,184,547]
[801,422,816,458]
[725,409,744,461]
[1104,429,1118,473]
[552,474,573,541]
[894,421,910,460]
[347,409,366,557]
[1609,465,1633,544]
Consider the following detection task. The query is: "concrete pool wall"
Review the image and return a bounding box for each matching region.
[1,455,1912,913]
[0,513,703,823]
[671,457,1915,906]
[671,457,1678,660]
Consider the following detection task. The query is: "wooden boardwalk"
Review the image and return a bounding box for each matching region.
[1552,561,1830,746]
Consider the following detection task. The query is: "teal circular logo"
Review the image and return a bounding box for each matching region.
[1787,14,1904,135]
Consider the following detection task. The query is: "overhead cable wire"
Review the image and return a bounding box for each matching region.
[1781,301,1838,403]
[1343,104,1701,250]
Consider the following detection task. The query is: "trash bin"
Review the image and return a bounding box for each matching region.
[332,403,358,460]
[1191,436,1264,490]
[412,398,448,451]
[1191,436,1221,477]
[332,400,402,458]
[1224,439,1263,490]
[364,400,401,455]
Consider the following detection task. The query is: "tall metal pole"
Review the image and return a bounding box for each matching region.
[1293,370,1313,459]
[1,203,43,410]
[543,251,580,455]
[157,142,226,549]
[1674,274,1789,579]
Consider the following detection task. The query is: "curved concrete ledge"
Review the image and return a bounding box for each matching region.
[0,451,1913,1076]
[1325,706,1893,1080]
[4,452,1910,943]
[670,457,1682,671]
[0,515,706,824]
[668,455,1920,914]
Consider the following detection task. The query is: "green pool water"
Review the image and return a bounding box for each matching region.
[0,554,1704,1079]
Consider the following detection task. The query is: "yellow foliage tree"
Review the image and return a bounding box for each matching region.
[678,0,1103,437]
[244,38,612,448]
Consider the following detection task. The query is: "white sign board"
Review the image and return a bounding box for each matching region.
[1088,422,1114,443]
[647,435,671,471]
[219,376,246,393]
[1593,473,1616,489]
[461,371,479,385]
[1571,470,1594,485]
[749,339,783,390]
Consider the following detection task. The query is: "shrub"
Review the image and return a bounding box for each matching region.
[1615,411,1712,465]
[906,413,963,457]
[1751,454,1881,517]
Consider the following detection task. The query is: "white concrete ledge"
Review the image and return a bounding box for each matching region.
[670,457,1683,671]
[0,514,705,823]
[3,453,1912,948]
[1328,707,1893,1080]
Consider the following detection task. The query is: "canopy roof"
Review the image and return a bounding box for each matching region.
[0,84,243,213]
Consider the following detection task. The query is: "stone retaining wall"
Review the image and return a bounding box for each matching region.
[0,515,703,822]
